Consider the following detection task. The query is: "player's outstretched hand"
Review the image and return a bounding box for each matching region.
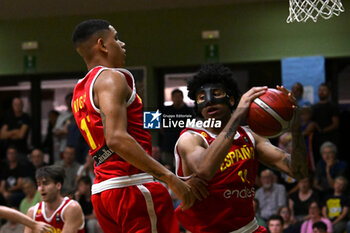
[167,174,195,211]
[234,86,268,118]
[186,175,209,201]
[32,222,53,233]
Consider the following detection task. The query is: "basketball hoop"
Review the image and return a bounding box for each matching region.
[287,0,345,23]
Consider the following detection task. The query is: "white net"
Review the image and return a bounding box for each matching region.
[287,0,345,23]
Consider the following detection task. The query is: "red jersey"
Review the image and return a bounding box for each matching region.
[72,66,152,184]
[174,126,258,233]
[32,197,85,233]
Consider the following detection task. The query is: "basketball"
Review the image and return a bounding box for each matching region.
[246,88,294,138]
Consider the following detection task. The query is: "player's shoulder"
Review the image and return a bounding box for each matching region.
[27,205,36,217]
[178,128,207,148]
[63,200,83,218]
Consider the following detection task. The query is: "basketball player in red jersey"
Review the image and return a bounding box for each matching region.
[25,165,85,233]
[71,19,205,233]
[174,64,308,233]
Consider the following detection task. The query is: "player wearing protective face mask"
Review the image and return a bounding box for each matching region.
[174,64,307,233]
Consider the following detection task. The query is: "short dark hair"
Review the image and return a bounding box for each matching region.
[171,89,183,97]
[77,176,92,186]
[36,165,65,185]
[312,221,327,231]
[268,214,284,226]
[72,19,111,45]
[188,64,240,108]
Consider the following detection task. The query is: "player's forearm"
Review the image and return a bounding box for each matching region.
[195,112,243,180]
[0,206,35,228]
[106,132,174,183]
[290,110,308,179]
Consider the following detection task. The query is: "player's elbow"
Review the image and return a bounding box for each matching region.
[105,132,130,154]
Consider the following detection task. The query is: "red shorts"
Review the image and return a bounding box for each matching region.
[91,182,179,233]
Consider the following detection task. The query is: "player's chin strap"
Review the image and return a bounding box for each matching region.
[92,144,114,166]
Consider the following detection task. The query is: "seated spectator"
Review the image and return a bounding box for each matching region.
[301,201,332,233]
[54,146,81,196]
[321,176,349,233]
[74,176,101,233]
[314,141,348,194]
[312,221,328,233]
[255,169,287,221]
[29,148,48,171]
[289,177,319,222]
[76,154,95,184]
[253,198,267,228]
[19,178,41,214]
[0,207,25,233]
[277,206,301,233]
[0,146,31,207]
[268,214,284,233]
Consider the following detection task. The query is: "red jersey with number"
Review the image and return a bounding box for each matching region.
[72,66,152,183]
[32,197,85,233]
[174,126,258,233]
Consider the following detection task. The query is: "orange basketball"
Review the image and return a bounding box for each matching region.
[246,88,294,138]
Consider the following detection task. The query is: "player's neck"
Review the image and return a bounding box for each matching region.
[45,195,64,212]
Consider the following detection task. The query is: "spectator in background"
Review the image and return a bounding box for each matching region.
[160,89,193,171]
[314,141,348,194]
[253,198,267,228]
[0,98,31,156]
[289,177,319,222]
[42,110,59,164]
[19,178,41,214]
[301,201,332,233]
[277,206,301,233]
[54,146,80,196]
[29,149,48,171]
[291,82,311,107]
[0,146,31,207]
[75,176,101,233]
[321,176,349,233]
[312,221,328,233]
[255,169,287,221]
[53,93,74,163]
[67,117,90,164]
[76,154,95,184]
[268,214,284,233]
[300,106,317,172]
[312,83,339,163]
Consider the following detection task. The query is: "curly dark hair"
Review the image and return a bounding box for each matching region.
[188,64,241,109]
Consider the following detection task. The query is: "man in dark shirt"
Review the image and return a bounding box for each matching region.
[0,98,31,156]
[312,83,339,163]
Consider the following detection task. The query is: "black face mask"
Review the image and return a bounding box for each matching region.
[195,83,231,114]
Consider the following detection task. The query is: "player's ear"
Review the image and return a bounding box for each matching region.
[97,38,108,53]
[229,96,235,107]
[56,182,62,191]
